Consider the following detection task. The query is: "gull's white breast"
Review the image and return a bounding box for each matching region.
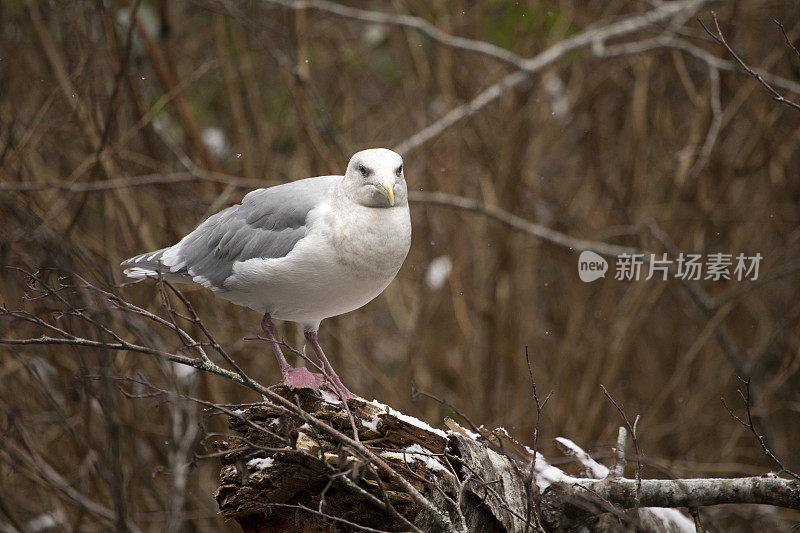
[221,200,411,329]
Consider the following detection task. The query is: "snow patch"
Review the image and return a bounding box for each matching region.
[368,399,447,438]
[362,413,380,432]
[381,443,450,474]
[644,508,695,532]
[321,388,343,403]
[530,446,694,532]
[247,457,275,470]
[448,424,480,439]
[554,436,608,478]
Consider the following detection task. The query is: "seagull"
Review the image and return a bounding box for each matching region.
[122,148,411,399]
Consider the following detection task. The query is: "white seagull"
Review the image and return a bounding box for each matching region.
[122,148,411,399]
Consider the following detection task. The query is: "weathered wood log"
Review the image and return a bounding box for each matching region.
[213,387,798,532]
[214,386,458,532]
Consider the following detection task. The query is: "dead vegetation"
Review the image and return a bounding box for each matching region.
[2,0,800,530]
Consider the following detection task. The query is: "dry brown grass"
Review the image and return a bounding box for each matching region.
[1,0,800,530]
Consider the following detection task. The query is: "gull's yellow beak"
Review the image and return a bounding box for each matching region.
[383,183,395,206]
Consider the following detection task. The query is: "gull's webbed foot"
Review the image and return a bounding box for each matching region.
[281,366,326,392]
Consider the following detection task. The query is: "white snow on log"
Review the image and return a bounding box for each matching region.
[368,399,448,438]
[531,452,582,491]
[247,457,275,470]
[448,424,480,440]
[321,389,342,403]
[554,436,609,477]
[530,444,694,532]
[454,430,693,533]
[640,507,696,532]
[362,413,380,432]
[381,443,451,474]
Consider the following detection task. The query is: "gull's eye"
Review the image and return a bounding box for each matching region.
[358,164,370,178]
[396,165,403,176]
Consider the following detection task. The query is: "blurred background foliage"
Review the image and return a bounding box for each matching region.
[1,0,800,530]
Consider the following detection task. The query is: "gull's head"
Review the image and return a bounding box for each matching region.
[343,148,407,208]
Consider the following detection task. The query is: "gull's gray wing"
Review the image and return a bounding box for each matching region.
[122,175,339,288]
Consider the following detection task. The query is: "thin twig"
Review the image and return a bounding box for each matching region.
[700,12,800,111]
[775,20,800,61]
[524,346,551,533]
[600,385,642,509]
[721,377,800,481]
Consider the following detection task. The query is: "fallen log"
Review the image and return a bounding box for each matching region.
[213,387,798,532]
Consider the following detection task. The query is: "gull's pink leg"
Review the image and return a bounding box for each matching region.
[304,330,358,399]
[261,313,324,392]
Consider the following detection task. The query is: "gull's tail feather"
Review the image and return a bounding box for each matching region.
[121,247,191,282]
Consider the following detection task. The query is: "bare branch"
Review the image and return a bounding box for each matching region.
[409,191,638,257]
[264,502,399,533]
[596,32,800,95]
[775,20,800,61]
[262,0,528,71]
[0,272,460,532]
[0,170,265,192]
[700,12,800,111]
[600,386,643,508]
[549,475,800,510]
[394,0,719,154]
[610,426,629,480]
[409,191,781,389]
[0,400,143,533]
[524,347,551,532]
[721,377,800,481]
